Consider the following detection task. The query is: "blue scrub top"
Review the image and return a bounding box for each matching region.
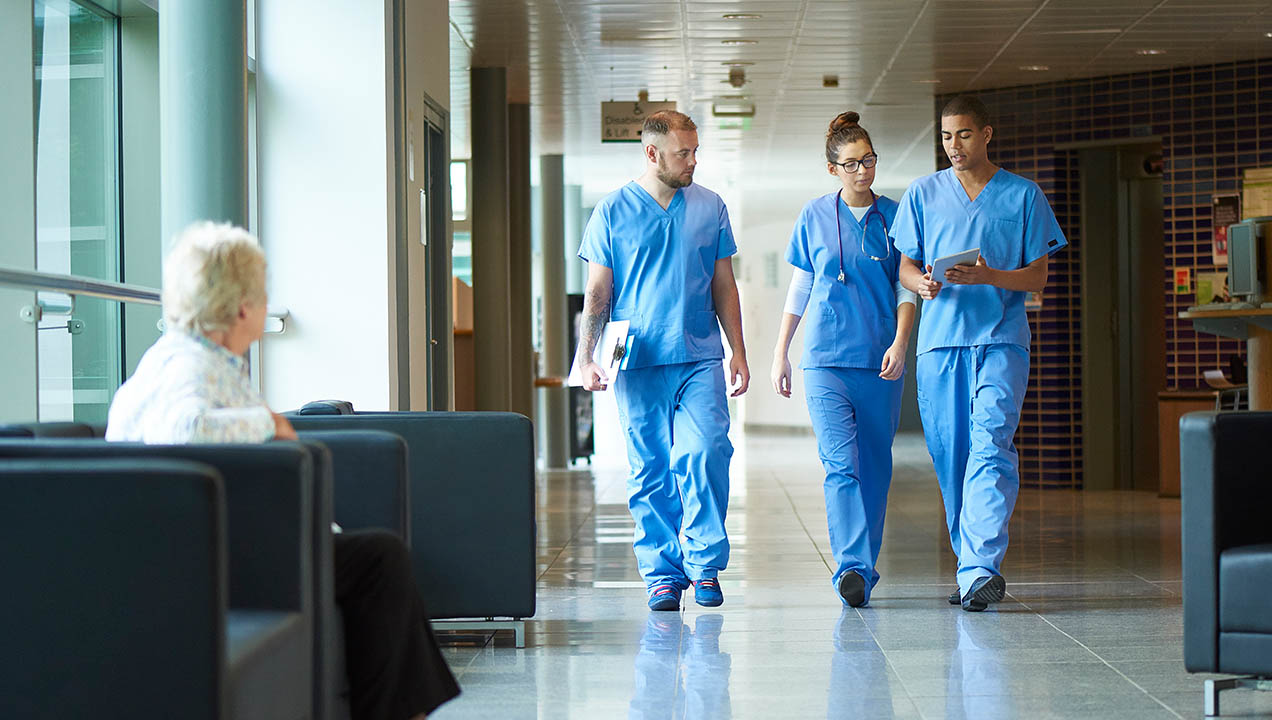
[578,181,737,369]
[785,192,901,371]
[890,168,1067,355]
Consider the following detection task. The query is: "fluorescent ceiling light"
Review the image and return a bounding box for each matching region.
[1136,48,1166,55]
[721,39,758,46]
[722,13,762,20]
[1041,28,1121,35]
[1019,65,1050,71]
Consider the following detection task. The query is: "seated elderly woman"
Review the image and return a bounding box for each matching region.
[107,222,459,720]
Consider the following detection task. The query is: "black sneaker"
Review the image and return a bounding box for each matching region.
[960,575,1006,613]
[947,589,960,605]
[837,572,867,607]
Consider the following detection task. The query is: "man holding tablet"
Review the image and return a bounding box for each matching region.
[891,95,1067,612]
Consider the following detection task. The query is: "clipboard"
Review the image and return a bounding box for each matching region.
[567,320,632,388]
[930,247,980,281]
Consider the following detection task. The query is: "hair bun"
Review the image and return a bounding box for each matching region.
[829,111,860,133]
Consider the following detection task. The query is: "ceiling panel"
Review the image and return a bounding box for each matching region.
[447,0,1272,200]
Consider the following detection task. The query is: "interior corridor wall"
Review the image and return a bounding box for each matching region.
[256,0,448,411]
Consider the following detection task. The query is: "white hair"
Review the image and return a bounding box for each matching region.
[162,222,267,334]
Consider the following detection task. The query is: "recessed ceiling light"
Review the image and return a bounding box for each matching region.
[721,39,758,46]
[1265,32,1272,38]
[722,13,762,20]
[1019,65,1049,71]
[1136,48,1166,55]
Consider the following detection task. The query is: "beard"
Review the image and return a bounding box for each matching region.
[656,156,693,188]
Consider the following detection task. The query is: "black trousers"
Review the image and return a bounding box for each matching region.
[334,530,461,720]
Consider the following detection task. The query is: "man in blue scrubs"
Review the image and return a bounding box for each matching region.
[891,96,1067,612]
[575,110,749,611]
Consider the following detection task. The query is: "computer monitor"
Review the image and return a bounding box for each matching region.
[1227,220,1260,300]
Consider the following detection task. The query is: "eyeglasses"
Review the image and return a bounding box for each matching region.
[831,153,879,173]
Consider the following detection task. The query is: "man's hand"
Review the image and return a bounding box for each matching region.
[771,353,792,398]
[944,255,996,286]
[916,264,943,300]
[579,360,610,392]
[879,343,906,381]
[729,353,750,397]
[272,412,298,441]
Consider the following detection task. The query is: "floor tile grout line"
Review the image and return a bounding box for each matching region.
[1009,593,1186,719]
[534,473,603,583]
[776,465,930,717]
[854,608,932,719]
[772,468,834,576]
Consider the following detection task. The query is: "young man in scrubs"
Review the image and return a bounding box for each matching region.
[770,111,916,608]
[891,96,1067,612]
[575,110,749,611]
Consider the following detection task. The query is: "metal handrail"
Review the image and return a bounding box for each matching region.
[0,266,160,305]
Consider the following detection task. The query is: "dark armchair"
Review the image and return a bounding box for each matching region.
[1180,411,1272,715]
[288,411,536,645]
[0,457,310,720]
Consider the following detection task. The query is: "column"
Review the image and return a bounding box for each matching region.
[508,103,533,419]
[539,154,569,467]
[160,1,247,240]
[564,184,585,294]
[471,67,512,410]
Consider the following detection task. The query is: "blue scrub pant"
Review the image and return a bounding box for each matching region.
[804,367,903,604]
[915,344,1029,597]
[613,359,732,590]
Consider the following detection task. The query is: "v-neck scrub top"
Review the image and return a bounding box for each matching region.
[890,168,1067,355]
[785,191,902,371]
[578,181,738,369]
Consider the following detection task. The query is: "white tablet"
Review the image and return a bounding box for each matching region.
[929,248,980,282]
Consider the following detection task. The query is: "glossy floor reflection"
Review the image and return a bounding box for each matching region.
[432,431,1272,719]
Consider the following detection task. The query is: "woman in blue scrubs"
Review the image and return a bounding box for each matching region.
[770,111,917,607]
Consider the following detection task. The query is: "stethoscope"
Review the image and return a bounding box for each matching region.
[834,190,891,283]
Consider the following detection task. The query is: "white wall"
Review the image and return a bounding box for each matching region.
[256,0,394,411]
[734,184,821,431]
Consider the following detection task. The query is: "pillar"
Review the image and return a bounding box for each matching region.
[508,103,533,419]
[471,67,512,410]
[160,1,247,240]
[539,154,569,467]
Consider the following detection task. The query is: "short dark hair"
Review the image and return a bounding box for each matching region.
[941,95,991,129]
[642,110,696,141]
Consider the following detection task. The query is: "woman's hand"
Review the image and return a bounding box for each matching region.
[771,353,793,397]
[879,343,906,381]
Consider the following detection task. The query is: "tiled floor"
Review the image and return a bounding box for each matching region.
[432,431,1272,719]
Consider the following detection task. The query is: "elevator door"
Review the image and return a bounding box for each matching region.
[1079,144,1165,491]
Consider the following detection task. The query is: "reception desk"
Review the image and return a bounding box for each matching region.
[1177,307,1272,410]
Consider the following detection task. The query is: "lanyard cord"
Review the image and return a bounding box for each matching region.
[835,190,890,283]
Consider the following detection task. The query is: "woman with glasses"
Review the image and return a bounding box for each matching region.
[770,111,917,607]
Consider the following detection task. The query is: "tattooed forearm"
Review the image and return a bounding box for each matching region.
[575,284,611,367]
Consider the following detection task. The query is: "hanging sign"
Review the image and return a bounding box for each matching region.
[601,101,677,143]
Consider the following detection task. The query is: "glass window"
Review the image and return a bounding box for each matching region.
[451,159,468,221]
[33,0,121,423]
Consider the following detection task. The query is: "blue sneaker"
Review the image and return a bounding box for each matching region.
[648,583,681,611]
[693,578,724,607]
